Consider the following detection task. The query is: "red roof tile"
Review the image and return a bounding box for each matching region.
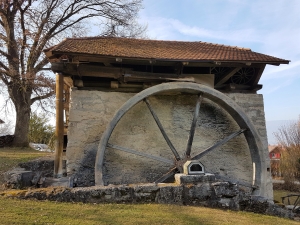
[46,37,289,64]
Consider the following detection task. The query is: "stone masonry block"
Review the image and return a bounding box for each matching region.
[4,169,34,188]
[175,173,215,185]
[212,182,239,197]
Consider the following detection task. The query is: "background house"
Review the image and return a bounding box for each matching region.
[269,145,283,177]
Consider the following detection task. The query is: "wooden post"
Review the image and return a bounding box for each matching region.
[54,73,64,178]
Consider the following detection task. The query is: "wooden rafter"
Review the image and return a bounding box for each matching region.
[215,67,242,87]
[251,64,266,85]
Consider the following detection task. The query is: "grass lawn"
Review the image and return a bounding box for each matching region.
[0,147,299,224]
[0,197,298,225]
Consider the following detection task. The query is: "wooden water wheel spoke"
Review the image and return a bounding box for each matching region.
[144,98,181,161]
[231,68,255,85]
[154,167,178,183]
[107,143,173,165]
[192,129,246,160]
[185,94,203,157]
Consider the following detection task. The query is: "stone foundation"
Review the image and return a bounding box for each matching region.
[4,182,293,219]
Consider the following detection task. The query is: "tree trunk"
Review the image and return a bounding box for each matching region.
[13,102,31,147]
[9,83,32,147]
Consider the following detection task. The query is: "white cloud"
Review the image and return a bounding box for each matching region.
[141,16,263,44]
[262,78,293,94]
[262,60,300,80]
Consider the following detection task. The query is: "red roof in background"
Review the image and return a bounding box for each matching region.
[268,145,284,154]
[45,37,290,64]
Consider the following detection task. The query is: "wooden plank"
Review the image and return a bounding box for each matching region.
[107,143,173,165]
[192,129,246,160]
[221,83,262,92]
[154,167,177,183]
[52,63,214,86]
[251,64,266,85]
[185,94,203,157]
[215,67,242,87]
[52,63,126,78]
[144,98,181,160]
[54,73,64,178]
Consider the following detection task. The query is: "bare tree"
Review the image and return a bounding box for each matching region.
[0,0,145,147]
[274,118,300,185]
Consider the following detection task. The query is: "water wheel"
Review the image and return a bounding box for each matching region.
[95,82,270,197]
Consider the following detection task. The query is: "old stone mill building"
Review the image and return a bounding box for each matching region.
[44,37,289,201]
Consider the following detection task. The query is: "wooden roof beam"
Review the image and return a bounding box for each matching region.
[252,64,266,85]
[214,67,242,87]
[215,83,263,92]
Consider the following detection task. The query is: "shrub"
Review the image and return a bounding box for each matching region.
[275,118,300,190]
[28,113,54,146]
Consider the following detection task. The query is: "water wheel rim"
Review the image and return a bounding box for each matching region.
[95,82,270,198]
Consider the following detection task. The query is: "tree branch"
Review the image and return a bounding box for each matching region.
[30,0,142,66]
[31,91,55,105]
[34,56,49,73]
[27,0,59,69]
[0,32,7,41]
[17,0,33,76]
[0,60,9,71]
[0,73,9,86]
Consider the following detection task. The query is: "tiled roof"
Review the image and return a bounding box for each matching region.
[46,37,289,64]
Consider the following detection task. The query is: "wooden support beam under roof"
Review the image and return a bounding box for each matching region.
[251,64,266,86]
[54,73,64,178]
[52,63,128,78]
[217,83,263,92]
[214,67,242,87]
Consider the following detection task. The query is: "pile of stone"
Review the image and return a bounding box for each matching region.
[4,158,54,189]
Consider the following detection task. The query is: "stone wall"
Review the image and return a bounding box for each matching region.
[7,182,293,219]
[66,88,270,196]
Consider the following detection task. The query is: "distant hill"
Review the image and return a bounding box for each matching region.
[266,120,296,145]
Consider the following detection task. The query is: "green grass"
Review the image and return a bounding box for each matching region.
[0,197,298,225]
[0,147,299,224]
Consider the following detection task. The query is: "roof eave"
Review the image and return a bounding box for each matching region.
[45,50,290,65]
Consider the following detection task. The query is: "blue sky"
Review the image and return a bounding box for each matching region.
[139,0,300,121]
